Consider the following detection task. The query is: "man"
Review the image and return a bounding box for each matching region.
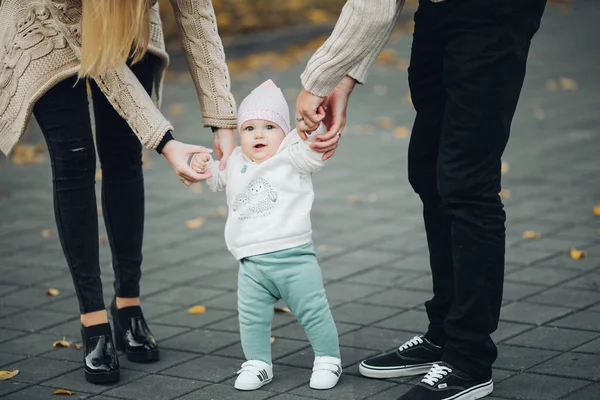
[295,0,546,399]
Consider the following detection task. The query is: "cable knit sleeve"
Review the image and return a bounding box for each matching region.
[169,0,237,129]
[301,0,405,97]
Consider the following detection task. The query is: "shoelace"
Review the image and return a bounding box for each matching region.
[422,364,453,386]
[398,335,424,352]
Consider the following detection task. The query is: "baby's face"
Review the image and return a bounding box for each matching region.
[240,119,286,163]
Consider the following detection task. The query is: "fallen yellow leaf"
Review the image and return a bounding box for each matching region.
[192,184,202,193]
[0,370,19,380]
[394,127,409,138]
[405,91,413,105]
[99,236,108,245]
[270,337,275,344]
[593,204,600,216]
[46,288,60,297]
[209,206,227,217]
[53,338,72,348]
[274,306,291,313]
[559,77,578,91]
[546,79,559,92]
[376,49,397,65]
[306,9,330,24]
[347,195,359,205]
[570,248,586,260]
[501,162,510,173]
[95,170,102,180]
[499,189,511,199]
[41,229,52,238]
[185,217,205,229]
[11,143,45,165]
[169,103,185,116]
[597,228,600,236]
[523,231,542,239]
[53,389,75,395]
[376,117,394,129]
[74,344,82,350]
[317,245,330,253]
[97,207,103,216]
[395,59,409,71]
[188,305,207,314]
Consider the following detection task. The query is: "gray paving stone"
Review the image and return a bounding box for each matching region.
[505,266,583,286]
[268,395,317,400]
[506,327,599,351]
[272,321,360,342]
[0,328,24,344]
[149,308,234,329]
[5,357,78,385]
[2,266,66,286]
[0,332,69,356]
[566,271,600,292]
[143,324,191,342]
[492,321,534,343]
[505,247,558,266]
[386,254,431,273]
[502,281,547,301]
[374,310,429,333]
[189,269,240,290]
[2,384,92,400]
[200,292,239,311]
[144,286,230,306]
[562,383,600,400]
[573,337,600,354]
[103,374,207,400]
[177,383,273,400]
[118,349,199,373]
[339,327,416,352]
[323,282,383,303]
[525,286,600,309]
[0,286,74,309]
[42,368,147,395]
[499,302,573,325]
[397,275,434,292]
[366,383,413,399]
[550,311,600,331]
[532,352,600,380]
[495,345,560,371]
[493,373,589,400]
[0,352,26,368]
[215,337,310,362]
[144,265,217,285]
[0,308,77,333]
[332,303,403,326]
[160,329,239,354]
[346,268,421,288]
[278,346,377,370]
[543,254,600,272]
[356,288,432,309]
[290,373,395,400]
[160,355,239,383]
[0,304,23,318]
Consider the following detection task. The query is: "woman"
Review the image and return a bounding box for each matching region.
[0,0,237,383]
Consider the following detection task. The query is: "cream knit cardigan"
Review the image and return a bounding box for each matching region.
[0,0,237,155]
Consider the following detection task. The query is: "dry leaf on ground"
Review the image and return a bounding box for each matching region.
[376,117,394,129]
[394,127,409,138]
[347,195,359,205]
[41,229,52,238]
[499,189,511,199]
[192,184,202,193]
[0,370,19,380]
[188,305,207,315]
[559,77,578,91]
[546,79,559,92]
[99,236,108,245]
[46,288,60,296]
[11,143,45,165]
[95,170,102,180]
[501,162,510,173]
[317,245,330,253]
[270,337,275,344]
[274,306,291,313]
[53,338,72,348]
[570,248,586,260]
[523,231,542,239]
[186,217,205,229]
[53,389,75,395]
[74,344,82,350]
[169,103,185,116]
[593,204,600,216]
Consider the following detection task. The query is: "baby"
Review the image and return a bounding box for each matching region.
[191,80,341,391]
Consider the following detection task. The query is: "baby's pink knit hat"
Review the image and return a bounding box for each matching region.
[237,80,291,134]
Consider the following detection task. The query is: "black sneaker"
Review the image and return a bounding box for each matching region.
[398,362,493,400]
[359,335,442,378]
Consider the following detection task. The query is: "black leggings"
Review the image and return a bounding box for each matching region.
[33,55,156,314]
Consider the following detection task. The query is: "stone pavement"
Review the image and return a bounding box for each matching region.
[1,1,600,399]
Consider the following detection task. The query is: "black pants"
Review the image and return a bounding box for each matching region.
[407,0,546,380]
[33,55,156,314]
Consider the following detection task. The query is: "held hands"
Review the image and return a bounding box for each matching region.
[190,153,213,177]
[161,140,213,186]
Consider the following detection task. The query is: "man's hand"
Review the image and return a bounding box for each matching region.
[311,76,356,160]
[161,140,213,186]
[213,128,237,170]
[295,88,327,140]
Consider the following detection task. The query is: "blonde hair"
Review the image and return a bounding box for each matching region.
[80,0,150,78]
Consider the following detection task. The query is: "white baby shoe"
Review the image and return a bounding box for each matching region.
[310,356,342,389]
[234,360,273,391]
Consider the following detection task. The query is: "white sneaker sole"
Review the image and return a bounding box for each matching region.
[234,377,272,391]
[359,362,434,379]
[443,380,493,400]
[310,378,340,390]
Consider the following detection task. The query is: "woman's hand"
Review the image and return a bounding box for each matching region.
[161,140,213,186]
[213,128,237,170]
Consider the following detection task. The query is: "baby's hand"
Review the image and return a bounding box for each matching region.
[190,153,212,176]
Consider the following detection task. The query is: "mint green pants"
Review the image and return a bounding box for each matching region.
[238,242,340,364]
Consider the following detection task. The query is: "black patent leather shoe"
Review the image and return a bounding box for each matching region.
[81,323,120,384]
[110,300,159,363]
